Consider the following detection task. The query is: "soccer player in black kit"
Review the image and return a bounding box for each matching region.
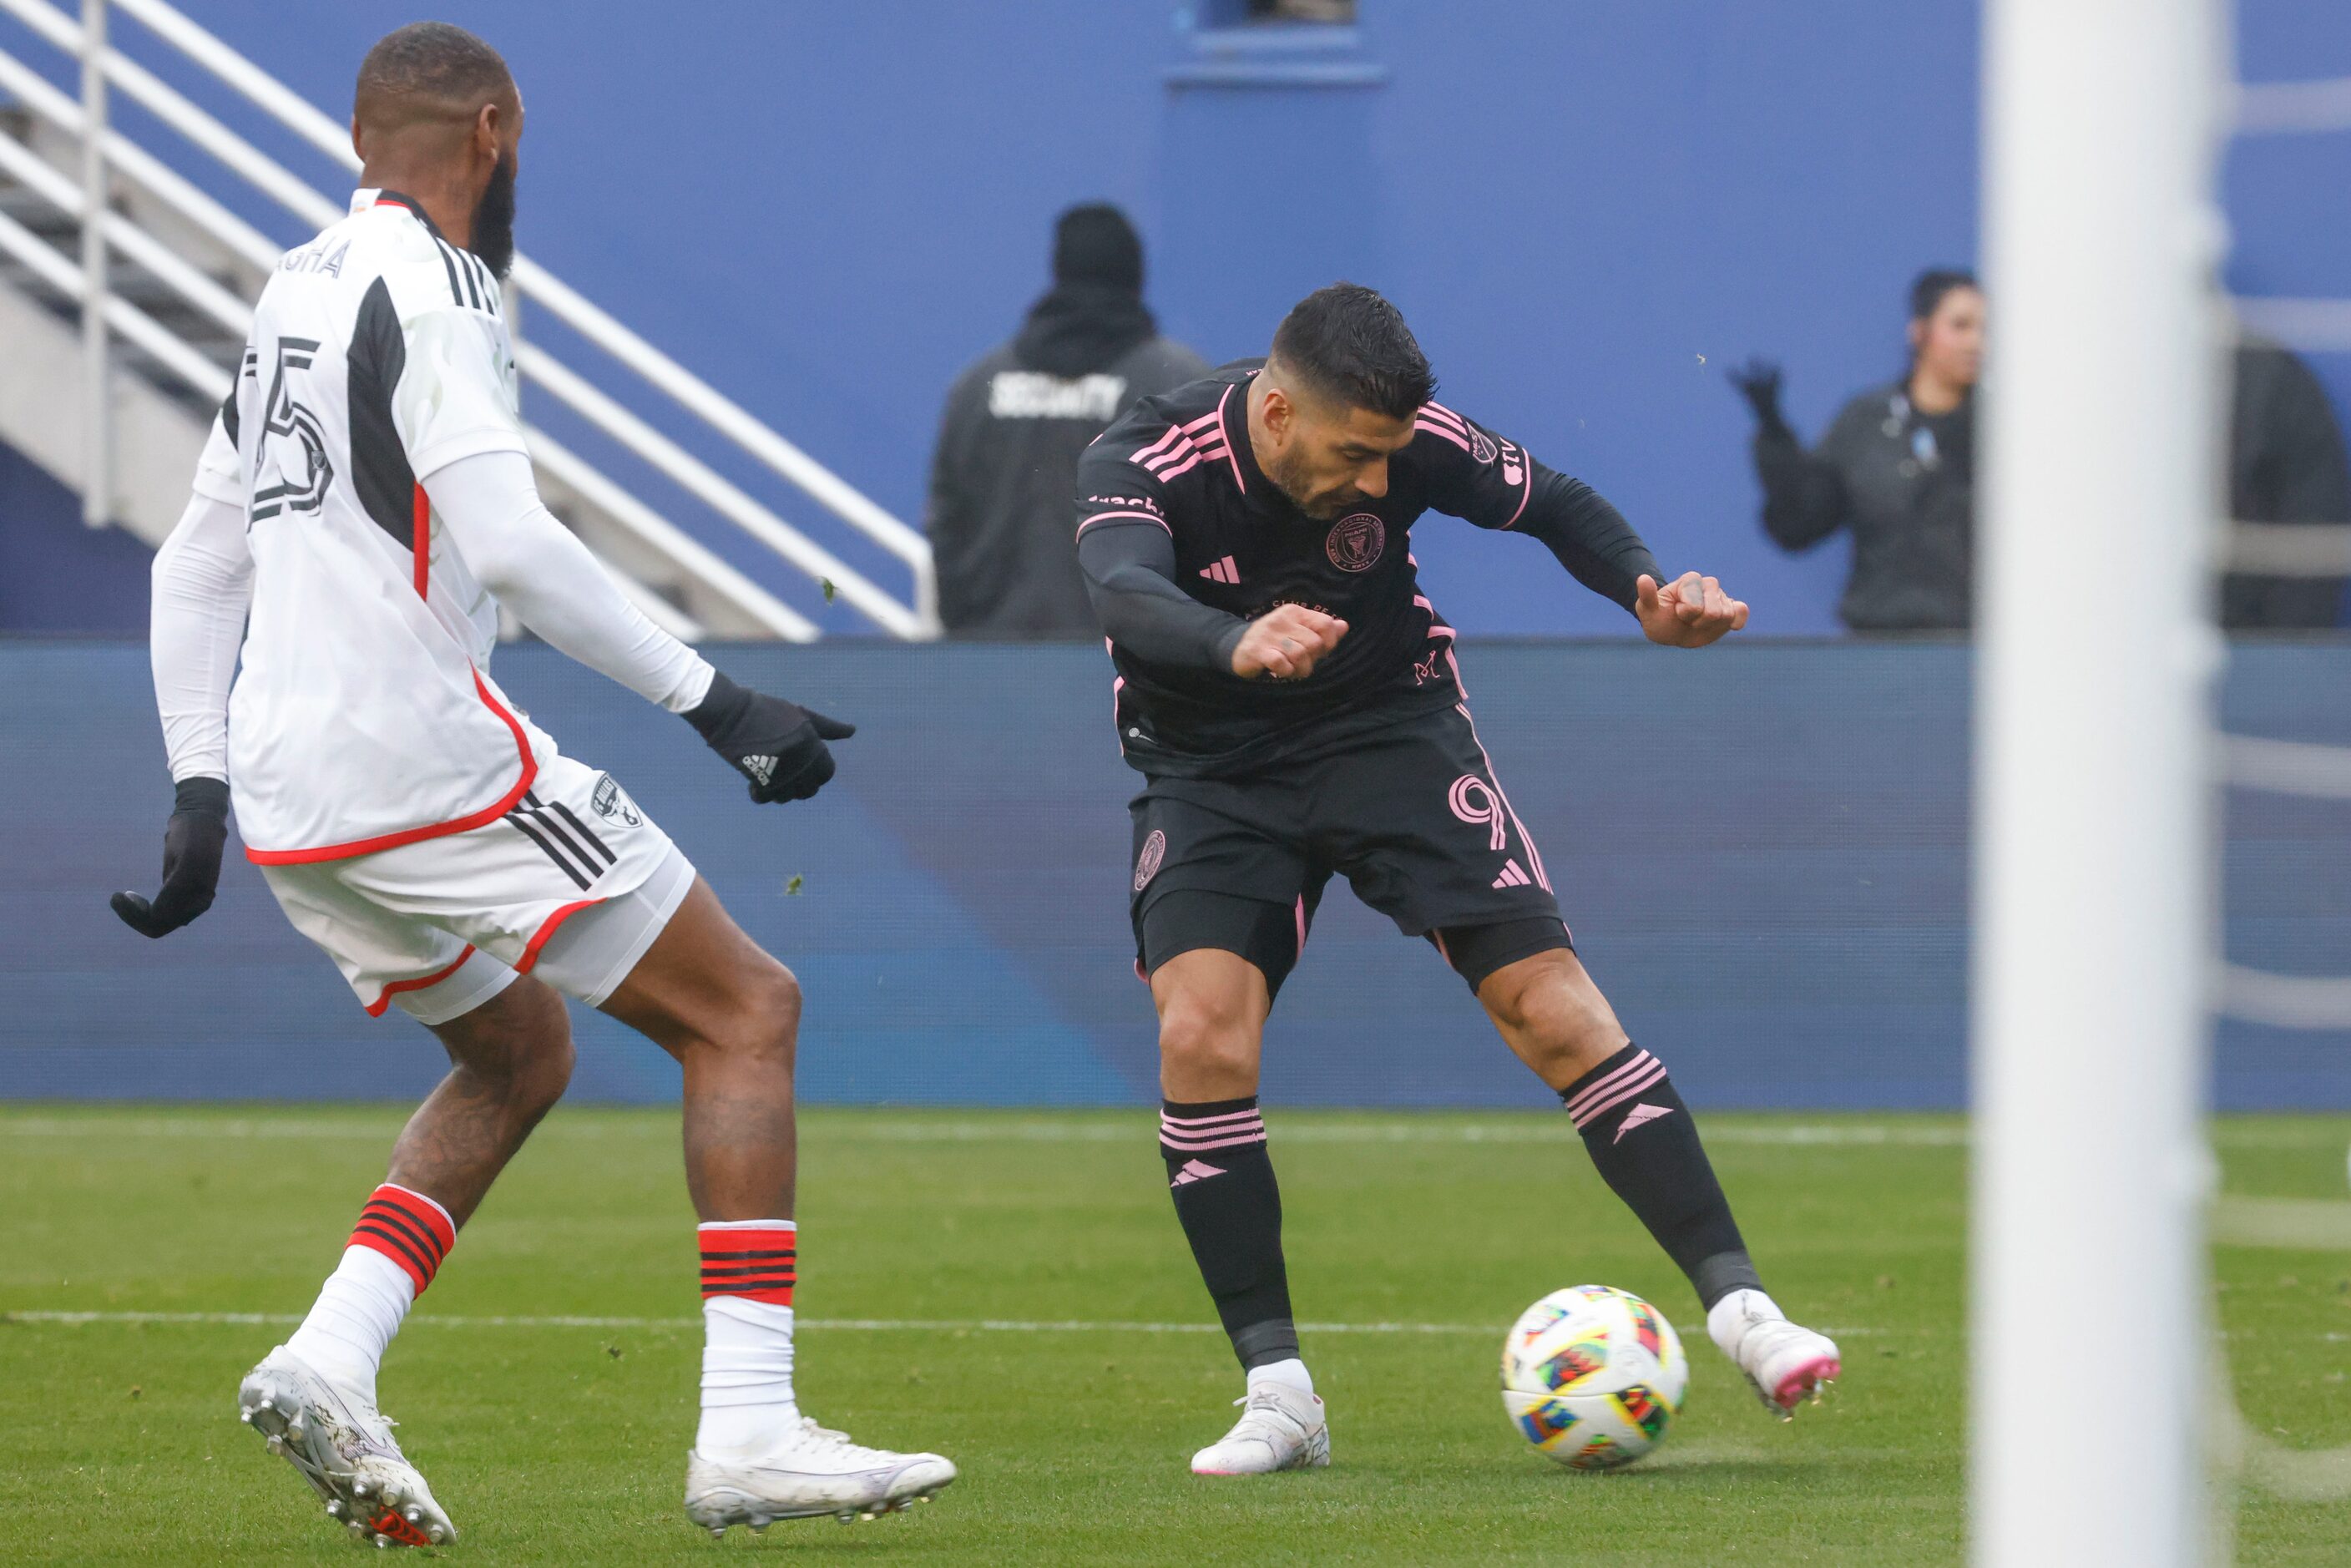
[1075,284,1841,1476]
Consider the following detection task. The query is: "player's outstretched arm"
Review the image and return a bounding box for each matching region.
[113,485,252,938]
[1429,424,1746,647]
[1422,412,1673,623]
[1635,571,1750,648]
[422,451,851,804]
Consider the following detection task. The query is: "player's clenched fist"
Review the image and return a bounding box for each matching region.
[1231,604,1348,680]
[1635,571,1749,649]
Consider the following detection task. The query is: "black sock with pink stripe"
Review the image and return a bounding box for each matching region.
[1160,1096,1297,1369]
[1560,1044,1761,1309]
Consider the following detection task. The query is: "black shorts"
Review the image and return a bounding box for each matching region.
[1129,701,1570,999]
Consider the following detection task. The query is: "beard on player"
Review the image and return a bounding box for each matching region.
[1261,443,1373,520]
[470,149,517,281]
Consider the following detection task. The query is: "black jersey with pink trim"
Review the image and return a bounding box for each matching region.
[1073,360,1661,777]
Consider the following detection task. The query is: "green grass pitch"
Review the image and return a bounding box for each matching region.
[5,1105,2349,1565]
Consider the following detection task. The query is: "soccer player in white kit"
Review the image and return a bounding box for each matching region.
[114,23,953,1545]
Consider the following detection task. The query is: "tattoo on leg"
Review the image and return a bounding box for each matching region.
[386,1067,557,1226]
[384,983,573,1228]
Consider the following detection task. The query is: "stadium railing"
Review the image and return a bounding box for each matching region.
[2208,59,2351,1525]
[2217,74,2351,1030]
[0,0,937,640]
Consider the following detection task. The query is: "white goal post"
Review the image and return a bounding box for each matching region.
[1974,1,2228,1564]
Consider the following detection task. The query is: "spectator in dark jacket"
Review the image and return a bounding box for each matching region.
[926,205,1209,638]
[1730,269,1983,633]
[1733,271,2351,633]
[2223,337,2351,629]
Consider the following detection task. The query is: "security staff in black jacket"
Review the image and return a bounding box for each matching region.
[1730,269,1982,633]
[925,205,1208,638]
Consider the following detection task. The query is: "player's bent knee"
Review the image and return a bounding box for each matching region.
[758,961,803,1039]
[434,976,574,1108]
[1479,949,1626,1078]
[1156,992,1256,1082]
[1478,963,1552,1035]
[488,1021,573,1119]
[517,1028,576,1110]
[707,957,801,1066]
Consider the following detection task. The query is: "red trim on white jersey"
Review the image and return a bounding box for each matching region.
[411,482,430,598]
[513,896,605,974]
[243,670,539,864]
[365,946,478,1017]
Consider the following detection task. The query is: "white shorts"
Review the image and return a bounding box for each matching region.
[259,750,697,1025]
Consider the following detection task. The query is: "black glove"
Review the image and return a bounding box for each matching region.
[1728,358,1791,439]
[111,776,230,938]
[684,670,855,804]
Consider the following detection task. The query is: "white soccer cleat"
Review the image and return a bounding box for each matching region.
[236,1346,456,1548]
[684,1416,956,1535]
[1189,1383,1331,1476]
[1707,1290,1841,1419]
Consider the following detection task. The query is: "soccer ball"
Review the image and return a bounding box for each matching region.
[1500,1284,1688,1470]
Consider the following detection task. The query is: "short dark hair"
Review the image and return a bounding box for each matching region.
[355,22,512,129]
[1909,267,1979,322]
[1270,282,1436,420]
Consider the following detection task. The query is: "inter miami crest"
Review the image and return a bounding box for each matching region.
[1134,828,1167,892]
[1325,512,1386,573]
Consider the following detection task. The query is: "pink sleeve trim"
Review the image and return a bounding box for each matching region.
[1132,423,1186,464]
[1414,417,1473,454]
[1076,509,1175,539]
[1216,383,1246,493]
[1501,453,1533,528]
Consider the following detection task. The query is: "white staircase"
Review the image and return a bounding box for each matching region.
[0,0,938,640]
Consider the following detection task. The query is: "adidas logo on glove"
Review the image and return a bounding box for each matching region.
[682,671,855,805]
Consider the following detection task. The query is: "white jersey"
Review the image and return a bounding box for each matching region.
[195,190,541,863]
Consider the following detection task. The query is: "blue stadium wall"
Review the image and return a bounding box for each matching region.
[6,1,2348,635]
[7,640,2347,1110]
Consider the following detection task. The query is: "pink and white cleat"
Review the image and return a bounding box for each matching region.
[1706,1290,1841,1419]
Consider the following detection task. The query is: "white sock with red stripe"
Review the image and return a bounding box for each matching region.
[695,1219,799,1458]
[284,1183,455,1405]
